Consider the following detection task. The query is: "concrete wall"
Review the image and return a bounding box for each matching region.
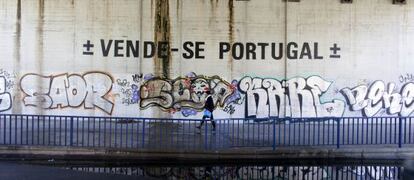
[0,0,413,118]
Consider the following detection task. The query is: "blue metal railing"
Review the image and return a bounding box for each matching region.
[0,114,411,150]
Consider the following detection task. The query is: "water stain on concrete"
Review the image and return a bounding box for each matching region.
[154,0,171,79]
[12,0,22,114]
[150,0,154,19]
[36,0,45,115]
[228,0,234,74]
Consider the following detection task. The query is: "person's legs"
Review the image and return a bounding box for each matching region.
[211,120,216,130]
[197,115,208,129]
[210,113,216,130]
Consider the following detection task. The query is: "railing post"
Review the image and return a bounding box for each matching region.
[69,117,73,146]
[337,118,340,149]
[272,117,276,151]
[142,119,145,148]
[204,120,208,150]
[399,117,402,148]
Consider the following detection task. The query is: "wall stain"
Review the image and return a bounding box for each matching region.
[150,0,154,19]
[154,0,171,79]
[176,0,180,14]
[36,0,45,115]
[139,0,144,79]
[104,0,111,76]
[12,0,22,114]
[209,0,217,24]
[210,0,219,9]
[228,0,234,75]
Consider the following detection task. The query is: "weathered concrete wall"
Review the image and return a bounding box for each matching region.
[0,0,413,118]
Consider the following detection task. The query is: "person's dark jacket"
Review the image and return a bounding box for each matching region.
[205,96,215,112]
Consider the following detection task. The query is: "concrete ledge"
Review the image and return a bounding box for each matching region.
[0,145,412,164]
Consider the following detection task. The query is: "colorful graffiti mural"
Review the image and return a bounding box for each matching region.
[139,72,235,113]
[0,69,410,118]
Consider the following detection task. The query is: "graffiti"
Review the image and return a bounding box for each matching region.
[0,76,12,112]
[117,78,140,106]
[131,85,140,103]
[143,74,154,81]
[181,108,197,117]
[399,73,414,83]
[0,69,16,112]
[10,69,414,118]
[273,166,329,179]
[132,73,143,83]
[116,78,130,87]
[69,164,401,180]
[70,165,332,179]
[140,73,234,112]
[238,76,345,118]
[225,79,244,105]
[223,104,236,115]
[341,81,414,117]
[0,69,17,91]
[341,166,398,179]
[20,72,114,114]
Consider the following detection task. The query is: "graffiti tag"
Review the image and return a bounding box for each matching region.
[140,74,234,111]
[238,76,345,118]
[0,76,12,112]
[342,81,414,117]
[20,72,114,114]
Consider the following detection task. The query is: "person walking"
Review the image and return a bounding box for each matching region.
[196,90,216,132]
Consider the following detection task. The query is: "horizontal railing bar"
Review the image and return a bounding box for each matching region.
[0,113,410,122]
